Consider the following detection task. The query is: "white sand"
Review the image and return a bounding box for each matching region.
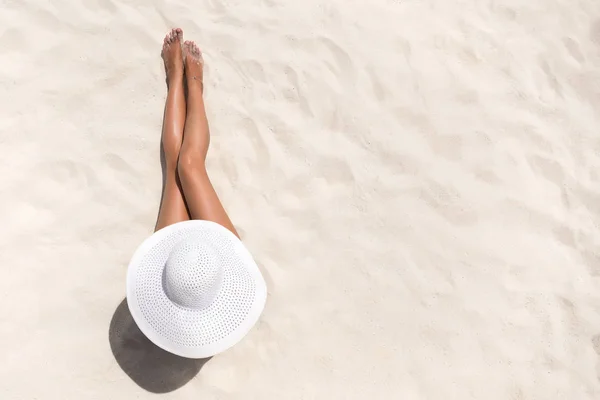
[1,0,600,398]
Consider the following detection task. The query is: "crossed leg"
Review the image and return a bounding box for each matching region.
[155,28,189,232]
[155,29,238,238]
[177,40,239,238]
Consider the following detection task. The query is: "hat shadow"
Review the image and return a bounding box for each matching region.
[108,298,211,393]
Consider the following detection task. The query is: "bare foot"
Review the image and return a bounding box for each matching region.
[161,28,184,83]
[183,40,204,92]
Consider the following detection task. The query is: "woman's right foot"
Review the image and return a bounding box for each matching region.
[162,28,184,83]
[183,40,204,92]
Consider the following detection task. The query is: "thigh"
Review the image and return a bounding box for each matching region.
[178,165,238,237]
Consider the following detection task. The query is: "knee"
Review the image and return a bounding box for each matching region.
[177,149,205,177]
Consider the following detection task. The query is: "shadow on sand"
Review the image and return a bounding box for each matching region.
[108,298,211,393]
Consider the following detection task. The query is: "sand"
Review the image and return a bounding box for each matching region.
[1,0,600,399]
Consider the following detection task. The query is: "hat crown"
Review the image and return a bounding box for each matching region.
[164,237,223,309]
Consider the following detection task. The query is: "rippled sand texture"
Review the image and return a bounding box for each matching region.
[1,0,600,399]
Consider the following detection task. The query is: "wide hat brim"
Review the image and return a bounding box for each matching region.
[126,220,267,359]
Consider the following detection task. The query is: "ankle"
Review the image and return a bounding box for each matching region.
[167,71,184,87]
[186,75,203,90]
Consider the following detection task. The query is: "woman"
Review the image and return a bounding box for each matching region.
[125,29,267,359]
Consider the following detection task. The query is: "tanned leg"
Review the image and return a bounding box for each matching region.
[177,40,239,237]
[155,28,190,232]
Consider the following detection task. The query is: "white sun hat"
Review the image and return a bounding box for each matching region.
[126,220,267,359]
